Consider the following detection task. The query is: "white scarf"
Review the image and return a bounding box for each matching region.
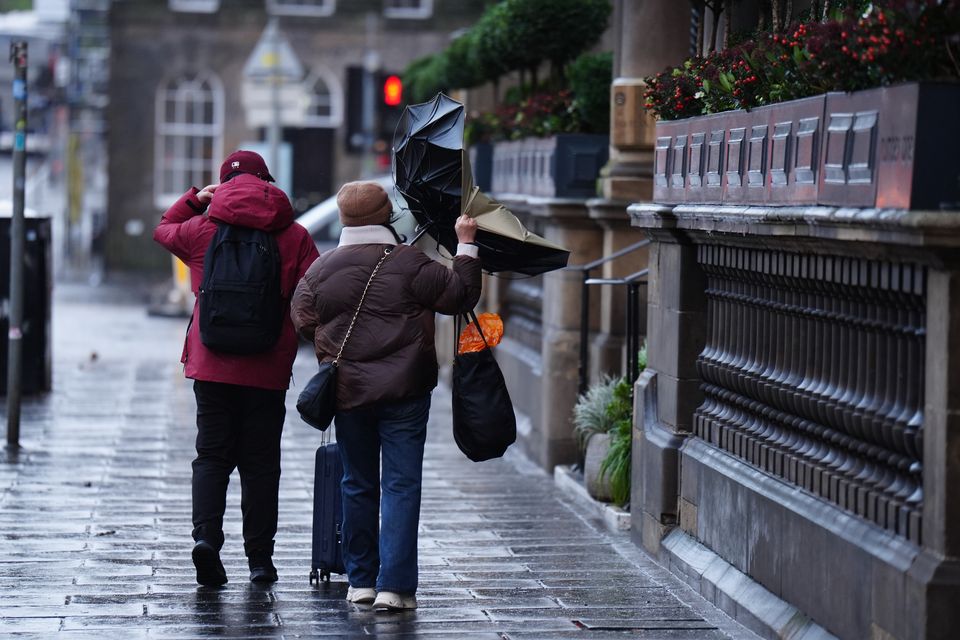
[338,225,398,247]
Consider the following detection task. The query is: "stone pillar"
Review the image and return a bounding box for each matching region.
[629,207,707,554]
[908,266,960,640]
[586,198,649,383]
[604,0,692,202]
[534,200,604,470]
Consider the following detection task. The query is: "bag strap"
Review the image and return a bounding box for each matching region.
[334,247,391,365]
[456,308,491,353]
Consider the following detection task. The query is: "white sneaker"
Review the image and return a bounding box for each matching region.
[373,591,417,611]
[346,586,376,604]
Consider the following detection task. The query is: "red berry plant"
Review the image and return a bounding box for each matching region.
[643,0,960,120]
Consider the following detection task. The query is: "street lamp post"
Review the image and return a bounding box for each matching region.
[7,42,28,448]
[267,18,281,174]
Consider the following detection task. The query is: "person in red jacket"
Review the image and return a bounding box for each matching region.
[154,150,319,586]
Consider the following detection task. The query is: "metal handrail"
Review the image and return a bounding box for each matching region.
[569,239,650,273]
[575,240,651,395]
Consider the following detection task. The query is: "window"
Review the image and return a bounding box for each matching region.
[266,0,335,17]
[302,68,343,128]
[384,0,432,19]
[154,72,224,208]
[169,0,220,13]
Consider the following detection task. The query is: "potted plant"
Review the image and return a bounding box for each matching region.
[573,345,646,504]
[573,375,621,501]
[644,2,960,210]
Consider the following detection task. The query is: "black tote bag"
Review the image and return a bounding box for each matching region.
[452,310,517,462]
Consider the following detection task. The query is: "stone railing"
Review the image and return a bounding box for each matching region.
[695,245,924,543]
[652,82,960,210]
[489,134,609,199]
[629,202,960,640]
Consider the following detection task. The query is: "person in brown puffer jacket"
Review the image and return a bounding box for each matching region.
[290,181,481,611]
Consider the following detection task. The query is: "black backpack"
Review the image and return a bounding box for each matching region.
[198,222,282,354]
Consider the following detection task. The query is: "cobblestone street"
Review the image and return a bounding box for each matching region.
[0,283,755,639]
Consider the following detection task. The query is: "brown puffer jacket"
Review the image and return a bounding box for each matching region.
[291,242,482,410]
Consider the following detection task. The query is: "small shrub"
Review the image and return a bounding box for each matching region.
[598,377,633,507]
[572,375,619,454]
[568,52,613,134]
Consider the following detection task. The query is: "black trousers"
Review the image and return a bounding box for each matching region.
[192,380,286,556]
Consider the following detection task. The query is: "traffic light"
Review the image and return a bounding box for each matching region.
[344,66,404,154]
[383,75,402,107]
[378,72,404,144]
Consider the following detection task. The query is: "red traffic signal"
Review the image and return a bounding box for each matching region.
[383,75,402,106]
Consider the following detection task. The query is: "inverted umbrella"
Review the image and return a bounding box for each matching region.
[393,94,569,276]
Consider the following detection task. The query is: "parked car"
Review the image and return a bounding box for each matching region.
[296,175,416,253]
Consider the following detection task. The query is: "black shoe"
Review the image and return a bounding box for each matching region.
[248,554,278,583]
[192,541,228,587]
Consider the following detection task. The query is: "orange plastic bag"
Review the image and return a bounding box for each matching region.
[457,313,504,354]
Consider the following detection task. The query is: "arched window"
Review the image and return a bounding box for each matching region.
[302,67,343,128]
[154,72,224,207]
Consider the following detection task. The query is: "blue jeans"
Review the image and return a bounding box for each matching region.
[334,394,431,594]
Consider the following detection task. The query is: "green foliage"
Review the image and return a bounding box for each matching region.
[572,375,619,454]
[0,0,32,11]
[600,416,631,506]
[535,0,612,72]
[573,342,648,507]
[568,52,613,134]
[403,54,448,105]
[644,2,960,120]
[443,33,483,90]
[472,2,514,83]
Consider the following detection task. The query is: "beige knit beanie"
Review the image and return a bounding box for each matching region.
[336,181,393,227]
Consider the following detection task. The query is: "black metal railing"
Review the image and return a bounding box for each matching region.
[571,239,650,394]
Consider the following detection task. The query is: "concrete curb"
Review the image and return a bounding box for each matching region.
[660,529,838,640]
[553,464,631,534]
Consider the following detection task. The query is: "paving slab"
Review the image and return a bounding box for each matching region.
[0,282,758,638]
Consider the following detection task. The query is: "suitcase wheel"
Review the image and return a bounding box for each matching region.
[309,568,318,585]
[320,569,331,583]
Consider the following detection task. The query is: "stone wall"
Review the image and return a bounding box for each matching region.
[629,203,960,639]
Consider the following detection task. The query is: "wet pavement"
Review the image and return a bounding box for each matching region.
[0,282,756,639]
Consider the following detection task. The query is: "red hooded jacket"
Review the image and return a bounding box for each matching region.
[153,174,320,390]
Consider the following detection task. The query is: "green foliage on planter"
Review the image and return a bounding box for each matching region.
[644,2,960,121]
[568,52,613,134]
[403,0,612,99]
[593,341,647,507]
[598,377,633,507]
[572,375,620,455]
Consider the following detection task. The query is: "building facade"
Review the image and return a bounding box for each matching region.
[106,0,485,271]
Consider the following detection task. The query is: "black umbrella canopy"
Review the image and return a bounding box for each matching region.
[393,93,569,276]
[393,94,464,254]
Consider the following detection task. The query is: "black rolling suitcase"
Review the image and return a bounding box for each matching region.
[309,441,346,584]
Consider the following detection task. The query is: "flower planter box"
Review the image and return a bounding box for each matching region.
[491,134,609,199]
[468,142,494,192]
[652,82,960,210]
